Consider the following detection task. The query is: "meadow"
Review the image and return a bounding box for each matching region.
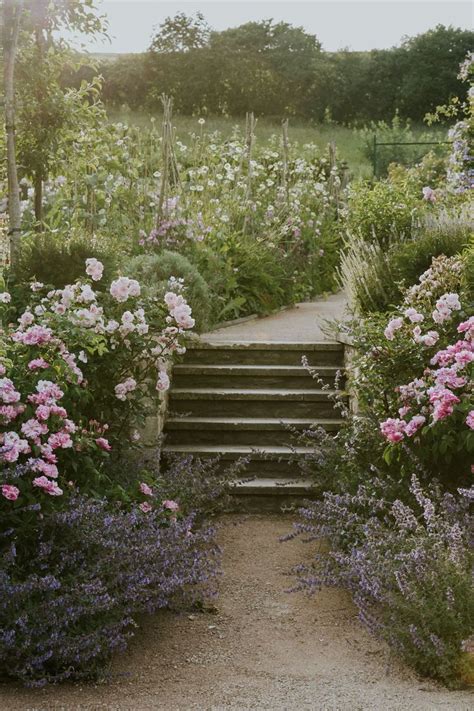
[107,108,448,179]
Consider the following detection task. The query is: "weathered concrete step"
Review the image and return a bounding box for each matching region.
[172,364,343,389]
[229,477,316,512]
[168,388,344,418]
[161,444,316,478]
[185,341,344,366]
[162,444,313,458]
[164,416,342,445]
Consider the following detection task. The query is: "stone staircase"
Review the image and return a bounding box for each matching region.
[162,340,345,510]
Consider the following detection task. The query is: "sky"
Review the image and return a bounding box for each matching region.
[66,0,473,54]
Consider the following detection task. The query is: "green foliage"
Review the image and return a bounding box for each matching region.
[13,233,117,296]
[358,112,448,178]
[345,178,421,246]
[341,206,471,314]
[15,0,106,223]
[98,17,474,124]
[127,251,212,331]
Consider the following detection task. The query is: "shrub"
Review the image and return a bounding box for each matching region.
[344,178,421,247]
[0,494,219,686]
[14,233,118,298]
[351,255,472,486]
[390,206,472,292]
[340,207,471,314]
[358,112,418,178]
[288,476,474,686]
[0,258,194,514]
[127,251,212,331]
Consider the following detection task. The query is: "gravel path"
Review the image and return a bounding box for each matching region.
[2,515,472,710]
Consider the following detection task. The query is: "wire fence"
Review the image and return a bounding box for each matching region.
[372,135,452,178]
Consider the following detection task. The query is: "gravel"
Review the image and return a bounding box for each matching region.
[1,514,472,710]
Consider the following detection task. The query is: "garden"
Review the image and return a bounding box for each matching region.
[0,0,473,705]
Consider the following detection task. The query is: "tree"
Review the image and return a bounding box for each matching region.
[398,25,474,120]
[149,12,210,53]
[15,0,106,225]
[3,0,23,273]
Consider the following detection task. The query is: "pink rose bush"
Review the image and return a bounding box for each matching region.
[378,261,473,477]
[0,259,194,512]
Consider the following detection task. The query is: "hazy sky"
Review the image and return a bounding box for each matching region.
[67,0,473,53]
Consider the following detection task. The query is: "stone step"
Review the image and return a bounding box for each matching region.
[228,477,316,512]
[172,364,343,390]
[168,388,344,418]
[164,416,342,445]
[185,341,344,367]
[161,443,316,478]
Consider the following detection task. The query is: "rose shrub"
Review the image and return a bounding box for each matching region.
[0,258,228,686]
[0,259,194,518]
[291,246,473,684]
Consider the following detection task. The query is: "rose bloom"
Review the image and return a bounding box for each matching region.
[1,484,20,501]
[139,501,152,513]
[163,499,179,511]
[96,437,112,451]
[139,482,153,496]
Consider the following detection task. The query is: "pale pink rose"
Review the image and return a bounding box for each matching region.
[466,411,474,430]
[114,376,137,401]
[96,437,111,451]
[139,501,152,513]
[457,316,474,341]
[164,292,180,309]
[156,371,170,392]
[85,258,104,282]
[32,475,63,496]
[384,318,403,341]
[48,432,73,450]
[139,482,153,496]
[33,459,59,479]
[0,378,21,404]
[21,419,48,440]
[28,358,50,371]
[404,308,424,323]
[163,499,179,511]
[404,415,426,437]
[380,418,406,443]
[2,484,20,501]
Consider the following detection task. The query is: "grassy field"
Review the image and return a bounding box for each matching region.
[107,108,448,179]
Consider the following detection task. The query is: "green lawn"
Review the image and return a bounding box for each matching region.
[106,108,448,180]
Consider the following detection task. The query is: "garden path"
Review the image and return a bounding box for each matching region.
[3,515,472,711]
[201,291,348,343]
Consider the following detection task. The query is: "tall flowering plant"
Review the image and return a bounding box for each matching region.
[0,259,194,517]
[377,257,473,483]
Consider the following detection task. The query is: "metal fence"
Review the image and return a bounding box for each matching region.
[372,135,452,178]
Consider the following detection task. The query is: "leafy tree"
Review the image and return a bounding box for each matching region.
[149,11,210,53]
[15,0,106,225]
[398,25,474,120]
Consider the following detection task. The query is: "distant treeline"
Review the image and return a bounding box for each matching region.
[82,15,473,122]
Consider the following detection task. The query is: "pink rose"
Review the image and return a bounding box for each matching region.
[466,411,474,430]
[139,501,152,513]
[96,437,111,451]
[139,482,153,496]
[32,476,63,496]
[380,418,406,443]
[163,499,179,512]
[2,484,20,501]
[28,358,50,371]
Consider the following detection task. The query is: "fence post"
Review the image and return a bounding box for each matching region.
[373,134,377,178]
